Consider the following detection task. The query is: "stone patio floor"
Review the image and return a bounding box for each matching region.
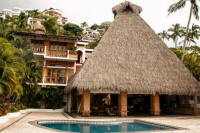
[1,112,200,133]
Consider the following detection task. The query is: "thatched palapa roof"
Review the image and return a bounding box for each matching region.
[67,1,200,95]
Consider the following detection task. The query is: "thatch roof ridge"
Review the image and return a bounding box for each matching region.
[66,1,200,95]
[112,1,142,17]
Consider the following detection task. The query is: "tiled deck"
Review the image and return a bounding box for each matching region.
[1,112,200,133]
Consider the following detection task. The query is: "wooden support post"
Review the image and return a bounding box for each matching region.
[193,95,199,115]
[118,91,127,117]
[82,90,90,117]
[55,69,58,83]
[41,67,47,88]
[150,93,160,116]
[67,92,72,113]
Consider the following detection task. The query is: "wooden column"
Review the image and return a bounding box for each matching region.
[150,93,160,116]
[41,67,47,88]
[193,95,199,115]
[44,41,49,55]
[118,91,127,117]
[50,69,53,83]
[55,69,58,84]
[67,92,72,113]
[82,90,90,117]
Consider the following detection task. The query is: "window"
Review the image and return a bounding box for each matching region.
[51,44,54,50]
[55,43,57,56]
[63,46,66,56]
[59,44,62,51]
[47,69,51,83]
[61,69,65,84]
[51,43,54,56]
[48,69,51,76]
[52,69,55,83]
[57,70,61,83]
[55,43,57,50]
[35,41,37,50]
[57,70,60,77]
[62,70,65,77]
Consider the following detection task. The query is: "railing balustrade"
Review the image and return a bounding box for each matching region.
[44,76,66,84]
[32,47,44,53]
[50,50,67,57]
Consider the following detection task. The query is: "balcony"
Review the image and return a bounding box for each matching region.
[38,76,67,86]
[33,47,45,56]
[44,50,77,61]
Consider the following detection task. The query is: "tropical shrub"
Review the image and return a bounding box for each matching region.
[0,38,25,102]
[171,46,200,81]
[38,86,64,109]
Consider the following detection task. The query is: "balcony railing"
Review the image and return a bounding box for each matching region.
[44,76,66,84]
[47,50,78,60]
[32,47,44,53]
[49,50,67,57]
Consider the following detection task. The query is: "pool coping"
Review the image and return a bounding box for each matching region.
[29,118,187,133]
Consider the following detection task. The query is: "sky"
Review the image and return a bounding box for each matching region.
[0,0,199,47]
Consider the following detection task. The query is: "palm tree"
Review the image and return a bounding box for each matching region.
[158,30,169,42]
[168,24,184,48]
[0,38,25,102]
[11,37,42,105]
[80,21,88,28]
[27,9,40,18]
[168,0,199,61]
[180,24,200,46]
[190,24,200,40]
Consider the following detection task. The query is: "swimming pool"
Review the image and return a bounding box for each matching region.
[37,120,174,133]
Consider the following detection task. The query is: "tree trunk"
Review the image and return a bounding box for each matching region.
[181,4,193,62]
[175,37,178,49]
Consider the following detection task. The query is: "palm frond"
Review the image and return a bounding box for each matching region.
[193,2,199,20]
[168,0,186,14]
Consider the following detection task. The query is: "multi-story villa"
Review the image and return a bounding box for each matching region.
[0,7,24,19]
[82,27,104,42]
[41,8,68,25]
[27,17,42,26]
[11,24,79,87]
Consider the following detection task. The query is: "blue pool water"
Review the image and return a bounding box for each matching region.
[38,120,173,133]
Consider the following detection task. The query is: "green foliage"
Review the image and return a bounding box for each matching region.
[86,39,101,49]
[11,38,42,107]
[42,17,58,35]
[0,12,32,40]
[168,0,199,19]
[158,30,169,41]
[90,21,111,31]
[80,21,88,28]
[0,38,25,100]
[63,23,83,37]
[168,0,200,61]
[90,24,99,30]
[159,23,200,48]
[99,21,111,31]
[171,46,200,81]
[0,37,42,107]
[7,103,26,113]
[26,9,40,18]
[168,24,184,48]
[38,86,64,109]
[168,0,186,14]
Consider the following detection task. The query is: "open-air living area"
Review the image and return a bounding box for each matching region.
[1,0,200,133]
